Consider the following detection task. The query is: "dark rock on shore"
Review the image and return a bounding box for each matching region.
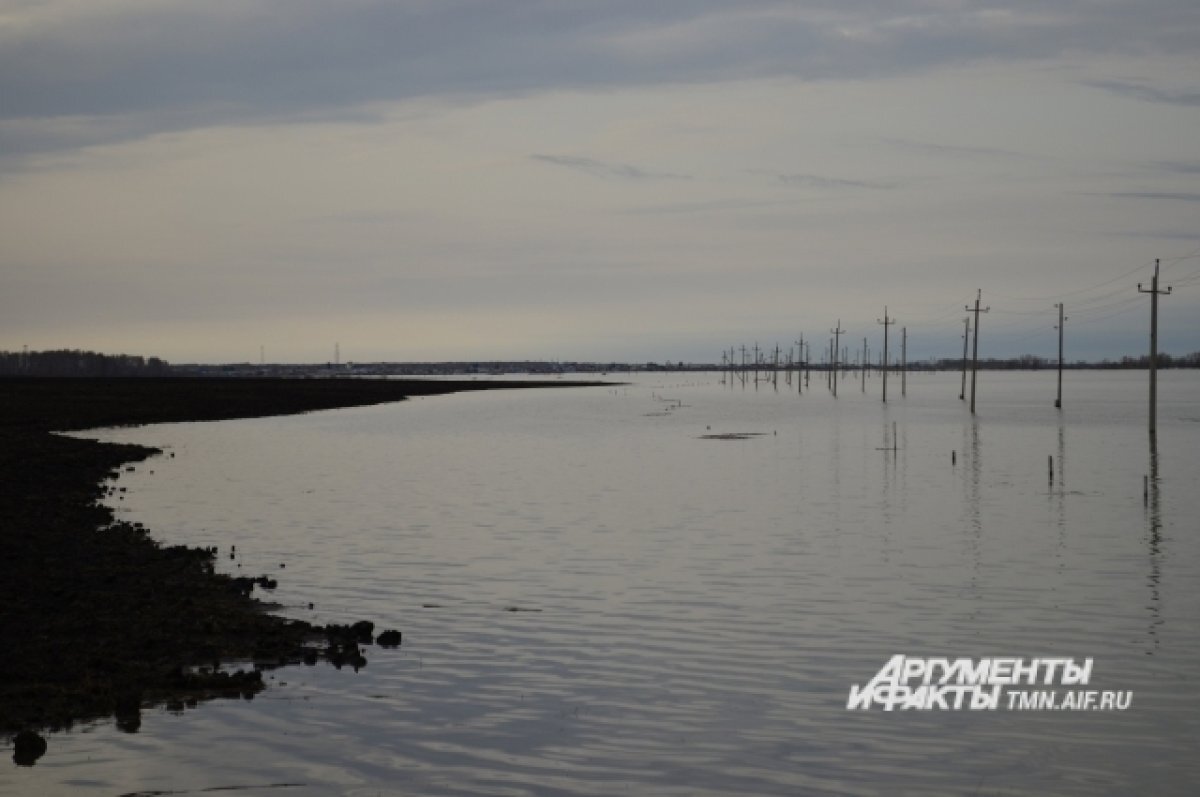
[12,730,47,766]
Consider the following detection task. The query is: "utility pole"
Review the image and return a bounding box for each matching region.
[959,317,970,401]
[1138,259,1172,435]
[861,337,868,393]
[1054,303,1067,409]
[826,338,833,392]
[966,290,989,415]
[830,320,844,397]
[901,327,907,397]
[796,336,805,394]
[877,307,895,403]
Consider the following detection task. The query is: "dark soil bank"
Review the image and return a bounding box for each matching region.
[0,377,600,747]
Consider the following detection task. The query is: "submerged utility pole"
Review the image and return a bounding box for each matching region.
[1054,303,1067,409]
[796,335,805,394]
[901,327,907,397]
[861,337,868,393]
[830,320,844,397]
[826,338,833,392]
[877,307,895,402]
[1138,259,1172,435]
[966,290,989,415]
[959,317,970,401]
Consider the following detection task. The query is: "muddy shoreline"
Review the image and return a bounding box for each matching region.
[0,377,601,748]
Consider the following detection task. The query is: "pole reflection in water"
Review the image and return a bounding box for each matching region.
[1054,421,1068,581]
[1145,436,1163,655]
[963,418,983,608]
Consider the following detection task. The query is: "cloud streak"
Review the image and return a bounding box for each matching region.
[880,137,1046,162]
[773,173,900,190]
[1084,79,1200,107]
[1103,192,1200,203]
[531,154,690,181]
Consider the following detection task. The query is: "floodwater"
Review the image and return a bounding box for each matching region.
[9,369,1200,796]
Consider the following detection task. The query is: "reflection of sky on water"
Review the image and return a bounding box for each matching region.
[17,370,1199,797]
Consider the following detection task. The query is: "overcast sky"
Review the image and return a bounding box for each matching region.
[2,1,1199,364]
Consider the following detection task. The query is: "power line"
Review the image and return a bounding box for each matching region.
[989,259,1152,303]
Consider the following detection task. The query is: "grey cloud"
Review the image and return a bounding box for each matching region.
[774,173,899,190]
[1103,192,1200,202]
[1156,161,1200,174]
[623,197,809,215]
[531,154,690,180]
[4,1,1200,160]
[1083,79,1200,107]
[881,137,1045,162]
[1110,230,1200,240]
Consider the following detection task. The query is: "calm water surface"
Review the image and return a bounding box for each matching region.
[9,370,1200,796]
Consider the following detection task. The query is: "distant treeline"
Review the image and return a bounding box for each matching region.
[0,349,170,377]
[925,352,1200,370]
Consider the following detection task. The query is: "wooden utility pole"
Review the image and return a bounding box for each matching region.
[877,307,895,402]
[830,321,844,397]
[1138,259,1172,435]
[1054,303,1067,408]
[861,337,868,393]
[959,316,970,400]
[796,335,805,394]
[826,338,833,392]
[966,290,989,415]
[901,327,907,397]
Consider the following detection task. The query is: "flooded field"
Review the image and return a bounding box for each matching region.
[11,370,1200,796]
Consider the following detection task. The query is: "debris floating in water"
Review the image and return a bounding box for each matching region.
[699,432,767,440]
